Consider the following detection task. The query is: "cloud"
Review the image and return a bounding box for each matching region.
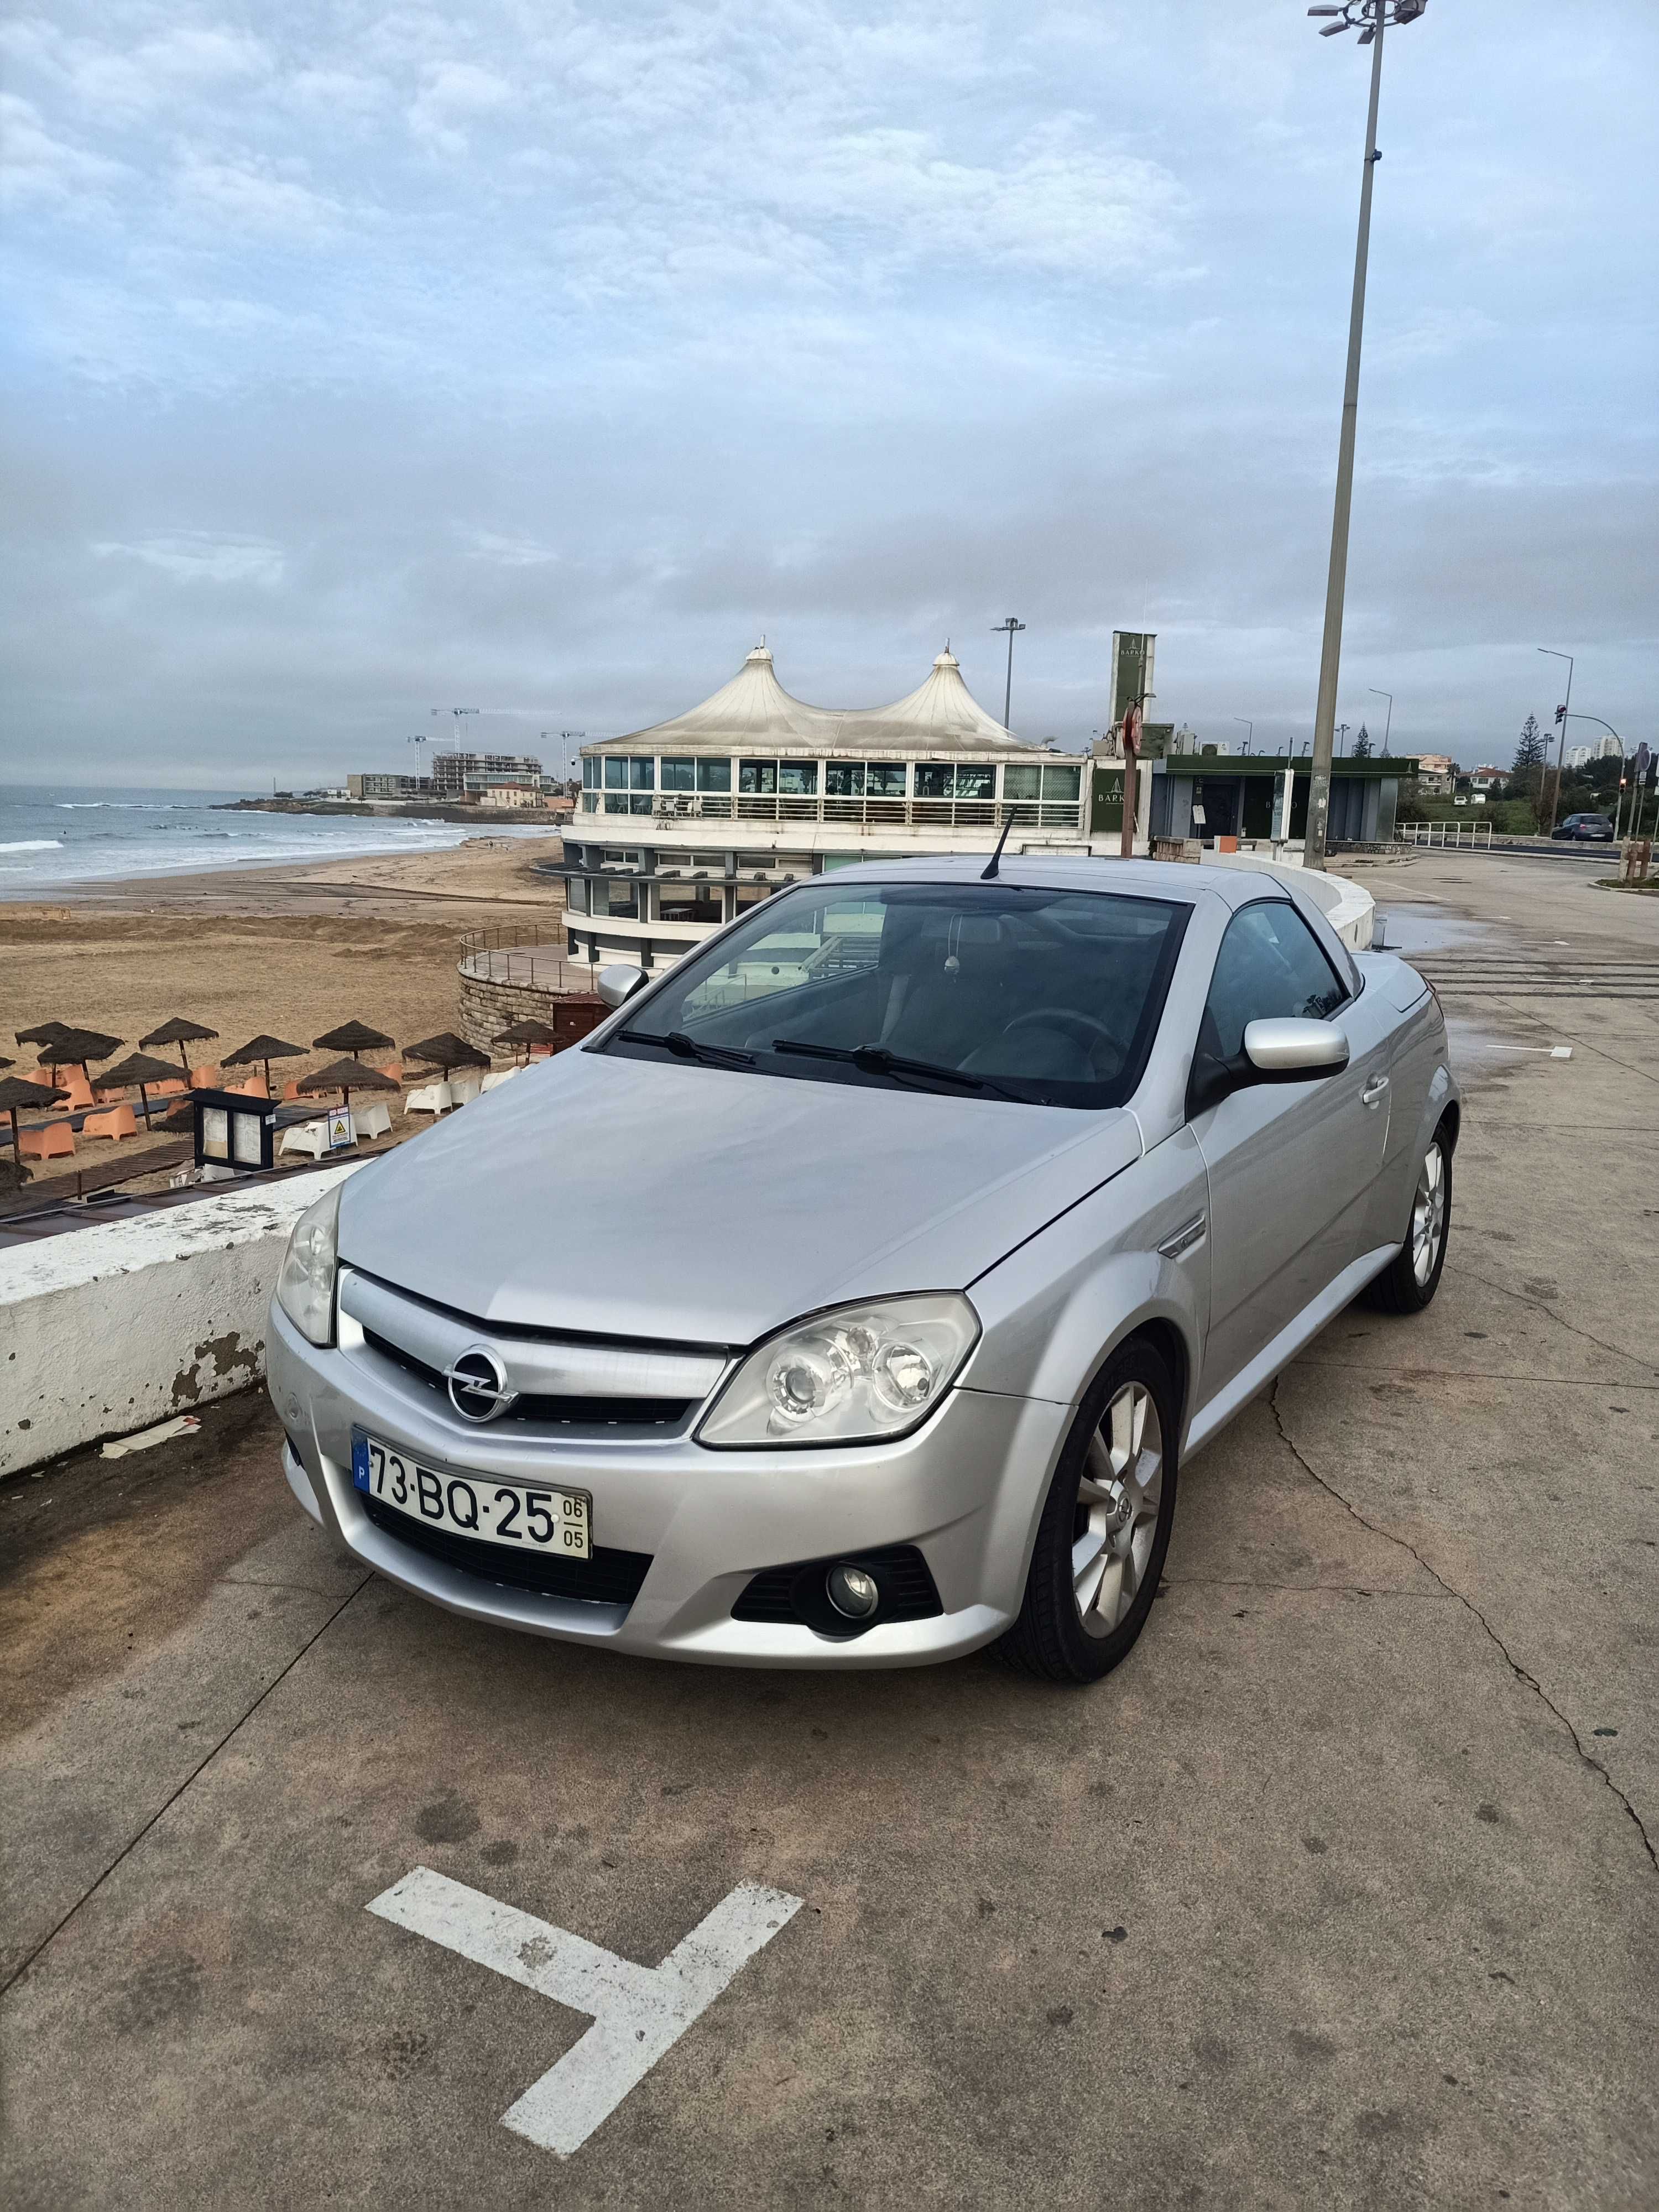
[92,533,286,585]
[0,92,126,208]
[408,61,516,153]
[461,530,561,567]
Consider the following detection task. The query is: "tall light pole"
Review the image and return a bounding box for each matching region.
[407,733,428,786]
[1537,648,1574,836]
[1369,686,1393,755]
[1302,0,1430,870]
[992,618,1026,733]
[1233,718,1254,753]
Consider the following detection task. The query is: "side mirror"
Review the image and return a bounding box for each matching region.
[597,963,648,1010]
[1242,1018,1349,1078]
[1188,1017,1349,1119]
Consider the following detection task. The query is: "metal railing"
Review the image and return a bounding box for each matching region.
[459,924,588,994]
[582,794,1084,832]
[1395,820,1495,850]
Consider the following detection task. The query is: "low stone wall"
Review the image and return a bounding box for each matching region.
[0,1162,362,1478]
[456,969,608,1055]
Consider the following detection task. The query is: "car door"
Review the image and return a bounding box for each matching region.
[1190,899,1392,1399]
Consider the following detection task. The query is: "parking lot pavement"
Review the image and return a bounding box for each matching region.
[4,857,1656,2208]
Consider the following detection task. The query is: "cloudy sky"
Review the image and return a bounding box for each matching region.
[3,0,1654,787]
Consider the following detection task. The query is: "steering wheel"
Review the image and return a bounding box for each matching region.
[999,1007,1124,1072]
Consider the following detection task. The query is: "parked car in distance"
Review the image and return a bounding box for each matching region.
[269,857,1458,1683]
[1552,813,1615,841]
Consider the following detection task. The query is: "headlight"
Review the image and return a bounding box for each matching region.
[696,1293,979,1449]
[275,1186,341,1347]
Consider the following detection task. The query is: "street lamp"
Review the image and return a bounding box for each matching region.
[992,618,1026,733]
[1369,687,1393,755]
[1233,718,1254,753]
[1303,0,1431,870]
[1537,648,1574,837]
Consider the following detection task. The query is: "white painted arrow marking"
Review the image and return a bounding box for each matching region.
[366,1866,804,2155]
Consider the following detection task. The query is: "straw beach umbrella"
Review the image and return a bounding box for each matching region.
[97,1051,192,1125]
[297,1058,400,1110]
[222,1035,307,1094]
[140,1016,221,1078]
[30,1027,122,1082]
[491,1018,559,1063]
[0,1074,68,1164]
[312,1020,395,1055]
[404,1031,489,1077]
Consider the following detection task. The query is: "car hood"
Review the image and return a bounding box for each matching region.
[338,1045,1142,1344]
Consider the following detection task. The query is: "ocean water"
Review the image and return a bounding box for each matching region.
[0,785,556,896]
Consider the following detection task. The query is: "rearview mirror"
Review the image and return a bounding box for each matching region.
[597,963,648,1010]
[1242,1018,1349,1078]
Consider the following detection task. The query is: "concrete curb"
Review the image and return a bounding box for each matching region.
[0,1162,363,1479]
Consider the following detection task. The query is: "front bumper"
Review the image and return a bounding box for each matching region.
[267,1298,1070,1668]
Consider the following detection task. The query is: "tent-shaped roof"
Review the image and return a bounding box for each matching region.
[591,646,1038,758]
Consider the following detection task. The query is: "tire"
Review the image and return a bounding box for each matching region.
[1363,1119,1453,1314]
[998,1335,1180,1685]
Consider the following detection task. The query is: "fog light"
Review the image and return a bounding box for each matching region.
[826,1562,879,1620]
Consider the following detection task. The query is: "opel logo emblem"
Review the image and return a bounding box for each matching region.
[446,1345,517,1424]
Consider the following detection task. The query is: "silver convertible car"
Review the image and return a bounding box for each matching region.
[268,855,1457,1682]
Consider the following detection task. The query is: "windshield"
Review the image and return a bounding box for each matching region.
[600,879,1190,1109]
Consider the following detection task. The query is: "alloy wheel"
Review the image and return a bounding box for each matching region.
[1412,1140,1447,1287]
[1073,1381,1164,1639]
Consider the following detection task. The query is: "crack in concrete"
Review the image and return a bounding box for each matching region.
[1,1570,375,1999]
[1294,1359,1659,1390]
[1457,1266,1653,1378]
[1269,1379,1657,1877]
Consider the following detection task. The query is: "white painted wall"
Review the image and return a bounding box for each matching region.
[0,1164,362,1478]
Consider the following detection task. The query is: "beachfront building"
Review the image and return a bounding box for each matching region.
[432,750,545,798]
[554,645,1086,973]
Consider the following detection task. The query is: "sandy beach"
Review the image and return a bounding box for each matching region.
[2,834,568,1189]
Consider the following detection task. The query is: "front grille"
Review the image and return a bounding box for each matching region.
[361,1493,651,1608]
[361,1327,691,1430]
[733,1543,943,1638]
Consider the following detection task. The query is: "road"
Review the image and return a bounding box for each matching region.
[3,852,1656,2208]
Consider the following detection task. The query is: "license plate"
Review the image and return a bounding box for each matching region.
[352,1432,591,1559]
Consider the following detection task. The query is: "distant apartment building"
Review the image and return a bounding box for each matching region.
[489,783,549,809]
[1597,734,1622,760]
[1566,745,1592,769]
[346,772,429,799]
[1413,752,1455,794]
[432,750,544,797]
[1468,765,1506,793]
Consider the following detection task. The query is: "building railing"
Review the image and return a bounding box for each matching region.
[459,924,589,995]
[587,794,1085,832]
[1395,821,1495,850]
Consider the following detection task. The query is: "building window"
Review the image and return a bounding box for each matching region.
[603,757,628,790]
[696,759,732,793]
[826,761,907,798]
[601,848,644,868]
[778,763,818,796]
[739,760,778,794]
[658,886,724,922]
[915,764,995,800]
[1003,764,1040,801]
[604,792,633,813]
[600,879,640,920]
[690,851,728,872]
[1042,764,1082,804]
[565,878,588,913]
[629,758,655,791]
[582,757,597,789]
[661,758,695,791]
[582,791,598,812]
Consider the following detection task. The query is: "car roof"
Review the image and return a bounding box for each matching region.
[806,852,1291,911]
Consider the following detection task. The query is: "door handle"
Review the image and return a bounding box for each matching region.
[1361,1074,1390,1108]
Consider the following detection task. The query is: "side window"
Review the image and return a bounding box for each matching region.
[1200,902,1349,1062]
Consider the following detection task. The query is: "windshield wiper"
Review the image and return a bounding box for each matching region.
[625,1029,754,1068]
[770,1037,1018,1101]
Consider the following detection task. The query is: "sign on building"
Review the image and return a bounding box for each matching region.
[1110,633,1156,733]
